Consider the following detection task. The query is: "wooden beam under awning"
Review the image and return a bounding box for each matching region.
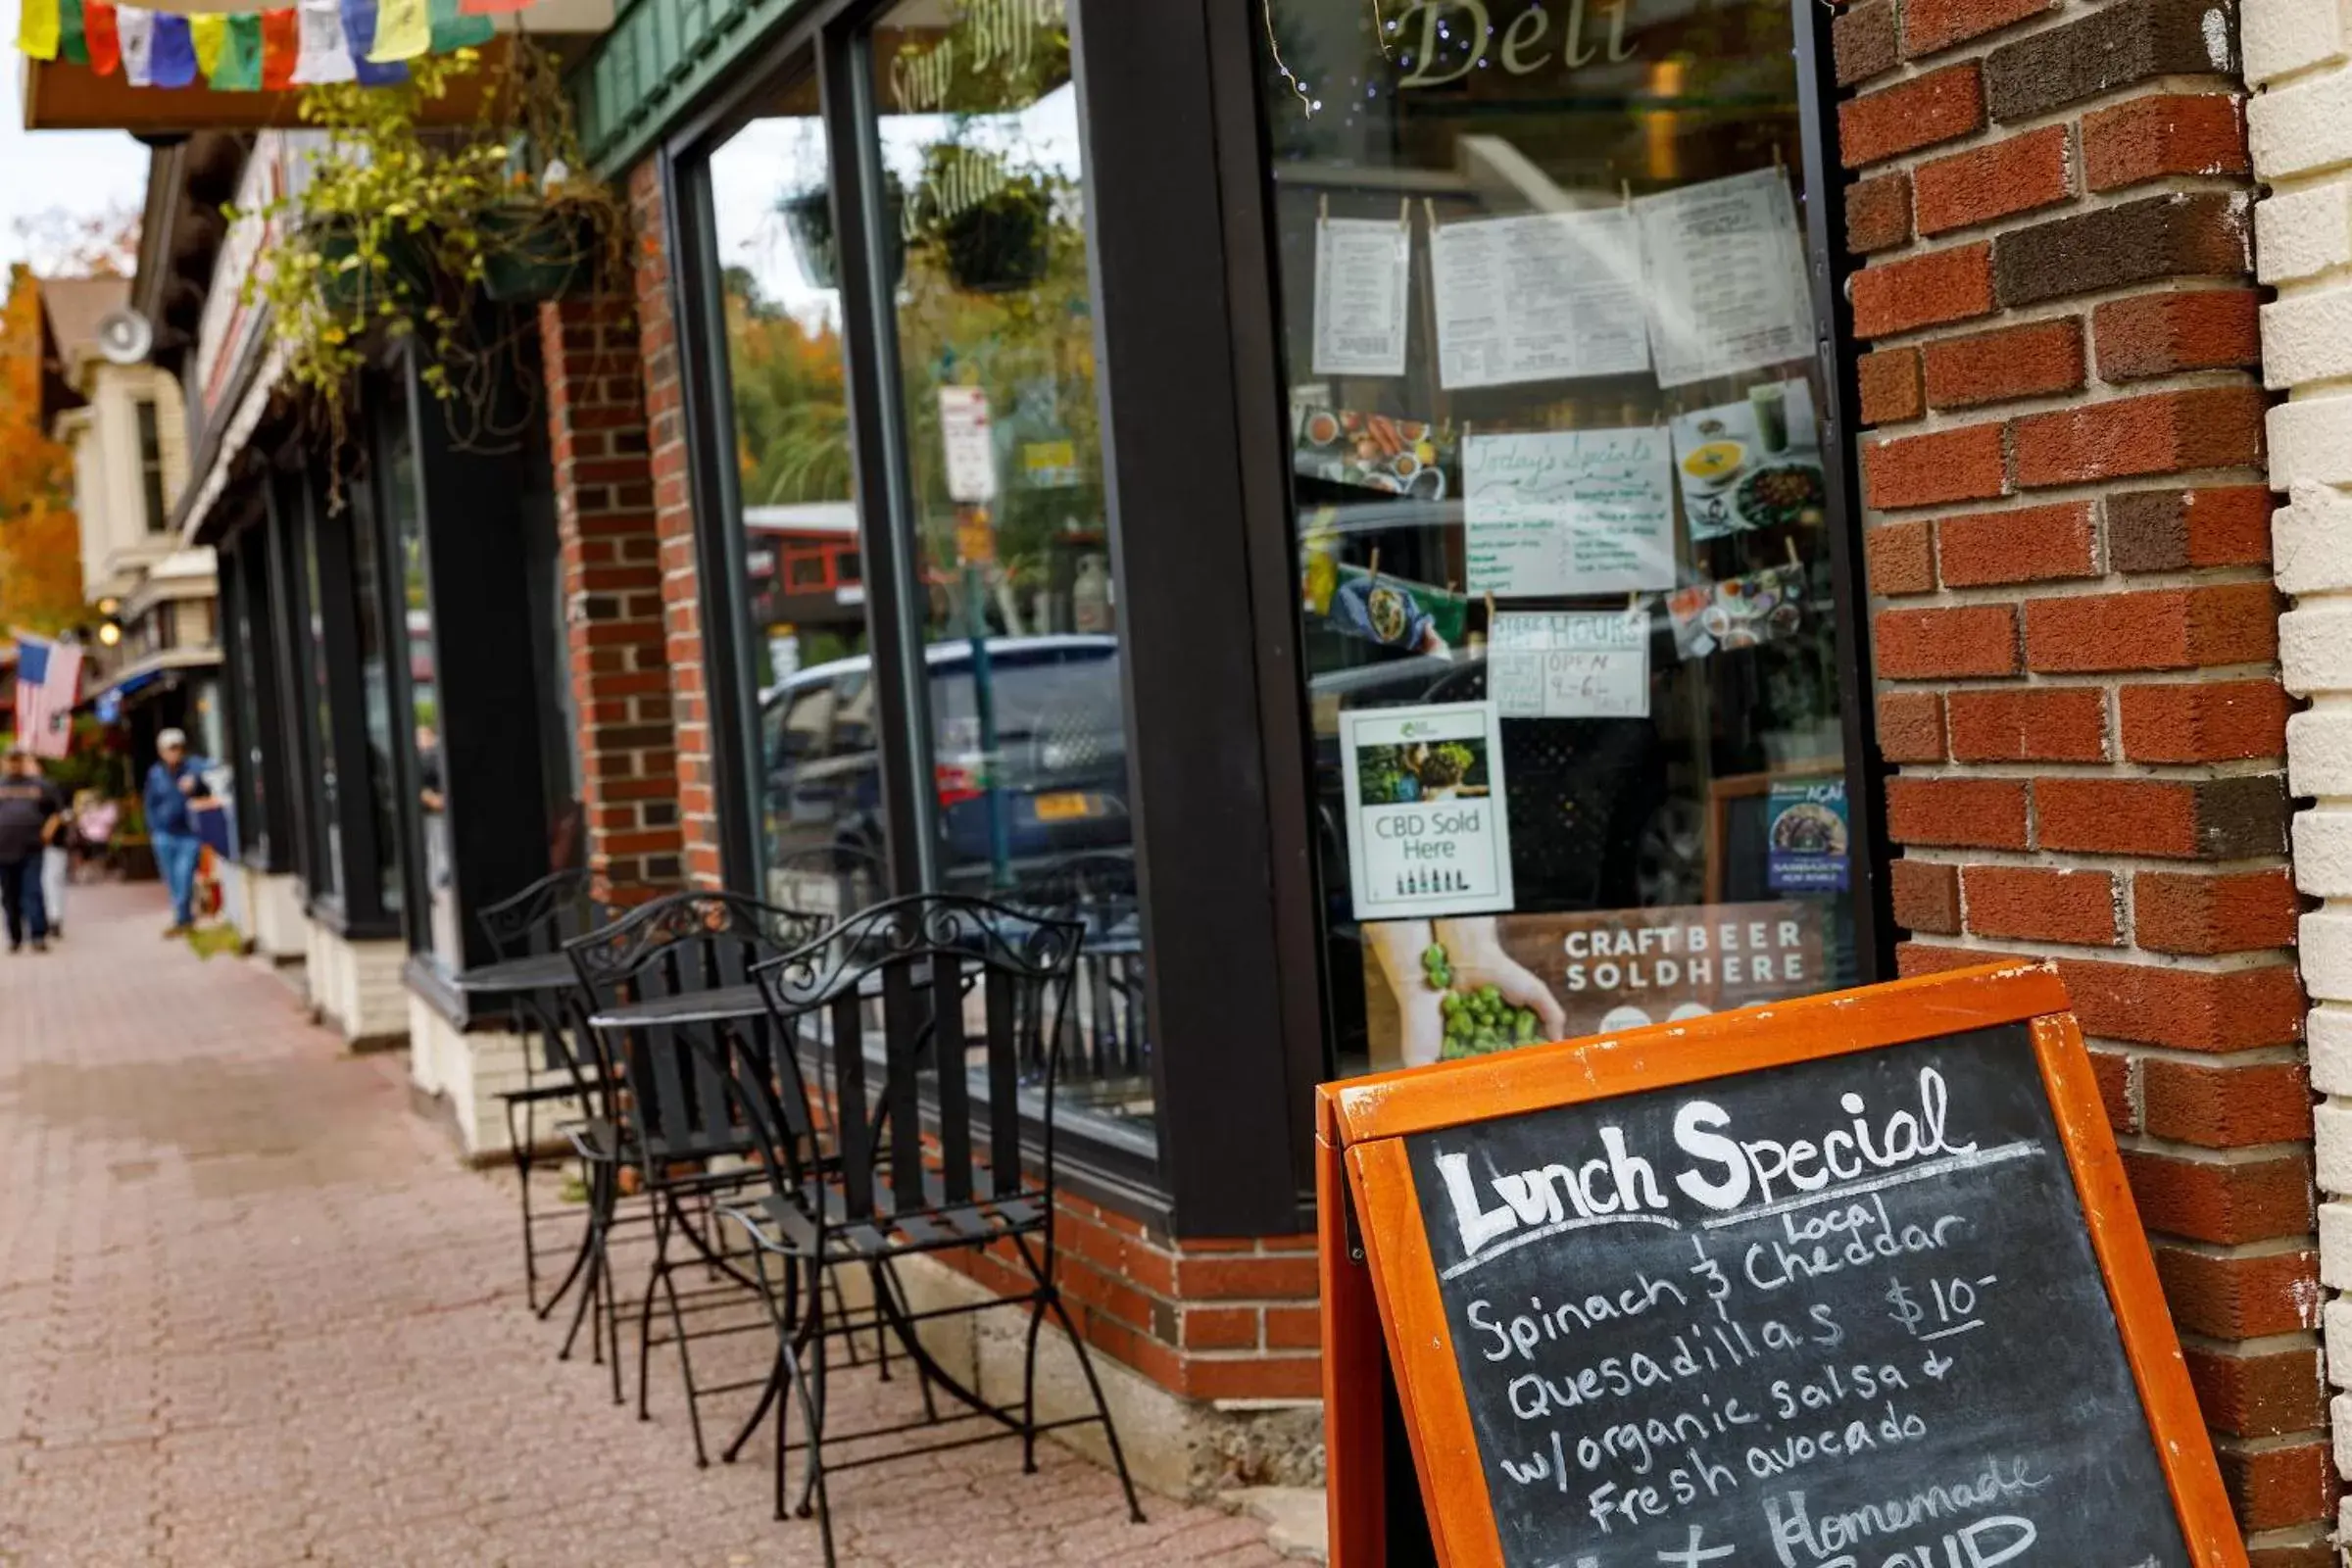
[19,35,558,131]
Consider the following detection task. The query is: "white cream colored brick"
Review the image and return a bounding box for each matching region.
[2274,481,2352,594]
[2337,1392,2352,1476]
[2324,1202,2352,1286]
[2272,394,2352,488]
[2247,0,2352,84]
[2290,709,2352,795]
[2303,906,2352,1001]
[2321,1097,2352,1190]
[2316,1005,2352,1095]
[2259,182,2352,284]
[2299,808,2352,895]
[2282,604,2352,693]
[2251,64,2352,179]
[2328,1298,2352,1384]
[2267,281,2352,386]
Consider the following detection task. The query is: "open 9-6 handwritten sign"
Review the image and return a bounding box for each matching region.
[1318,962,2244,1568]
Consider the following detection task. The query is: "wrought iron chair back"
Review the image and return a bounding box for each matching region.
[476,867,595,960]
[565,890,831,1166]
[748,893,1083,1257]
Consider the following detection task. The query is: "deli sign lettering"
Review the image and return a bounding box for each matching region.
[1392,0,1642,89]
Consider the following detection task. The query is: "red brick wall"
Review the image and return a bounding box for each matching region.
[1838,0,2326,1552]
[537,295,685,890]
[939,1203,1324,1405]
[628,160,727,889]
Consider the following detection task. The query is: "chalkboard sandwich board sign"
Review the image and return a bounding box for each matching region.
[1317,959,2245,1568]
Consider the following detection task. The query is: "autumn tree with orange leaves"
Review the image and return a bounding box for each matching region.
[0,264,85,636]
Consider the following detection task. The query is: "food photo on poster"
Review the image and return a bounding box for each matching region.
[1669,376,1827,542]
[1362,902,1827,1067]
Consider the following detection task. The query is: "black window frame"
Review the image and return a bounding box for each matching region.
[217,516,298,875]
[654,0,1888,1239]
[135,397,170,535]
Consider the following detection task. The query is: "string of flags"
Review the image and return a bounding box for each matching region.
[15,0,531,90]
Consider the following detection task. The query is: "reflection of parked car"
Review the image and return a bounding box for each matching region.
[759,635,1133,894]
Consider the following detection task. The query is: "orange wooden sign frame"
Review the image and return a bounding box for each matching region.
[1317,959,2246,1568]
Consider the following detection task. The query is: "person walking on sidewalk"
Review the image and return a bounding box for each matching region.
[145,728,214,938]
[0,747,64,954]
[39,777,72,940]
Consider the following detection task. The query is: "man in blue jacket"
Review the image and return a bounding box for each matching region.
[145,728,213,936]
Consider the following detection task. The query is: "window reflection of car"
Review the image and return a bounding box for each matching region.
[759,634,1132,893]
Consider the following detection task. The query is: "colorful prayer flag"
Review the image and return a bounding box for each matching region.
[148,10,194,84]
[365,0,425,61]
[339,0,406,81]
[212,12,261,86]
[291,0,354,83]
[84,1,120,74]
[56,0,86,65]
[426,0,489,48]
[187,12,223,74]
[261,7,296,86]
[16,0,61,61]
[118,6,155,83]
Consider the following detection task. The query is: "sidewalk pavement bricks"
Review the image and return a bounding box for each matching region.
[0,884,1291,1568]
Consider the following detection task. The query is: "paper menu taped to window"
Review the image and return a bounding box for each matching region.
[1489,611,1650,719]
[1461,427,1676,597]
[1311,216,1412,377]
[1634,169,1818,389]
[1430,210,1648,389]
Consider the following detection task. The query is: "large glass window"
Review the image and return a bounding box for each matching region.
[1258,0,1862,1075]
[299,515,343,900]
[708,65,886,918]
[135,399,169,534]
[380,419,451,957]
[349,486,405,917]
[867,0,1152,1140]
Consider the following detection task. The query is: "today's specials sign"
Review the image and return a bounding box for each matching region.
[1318,962,2245,1568]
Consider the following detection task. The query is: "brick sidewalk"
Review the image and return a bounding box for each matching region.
[0,885,1289,1567]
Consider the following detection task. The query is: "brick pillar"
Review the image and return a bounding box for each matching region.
[539,294,686,891]
[2248,0,2352,1552]
[628,161,726,889]
[1839,0,2328,1553]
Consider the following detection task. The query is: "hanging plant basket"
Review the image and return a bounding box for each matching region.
[309,217,434,318]
[941,181,1052,295]
[778,181,906,292]
[477,203,600,304]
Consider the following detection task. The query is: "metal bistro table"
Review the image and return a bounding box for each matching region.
[452,951,607,1326]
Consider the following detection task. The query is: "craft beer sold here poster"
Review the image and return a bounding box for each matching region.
[1362,904,1827,1070]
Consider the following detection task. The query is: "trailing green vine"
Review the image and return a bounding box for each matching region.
[234,41,630,479]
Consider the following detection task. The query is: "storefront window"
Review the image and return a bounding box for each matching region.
[348,485,406,917]
[380,418,453,960]
[300,516,342,900]
[1257,0,1861,1075]
[866,0,1153,1141]
[708,65,887,918]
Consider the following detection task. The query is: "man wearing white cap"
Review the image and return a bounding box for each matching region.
[143,728,214,936]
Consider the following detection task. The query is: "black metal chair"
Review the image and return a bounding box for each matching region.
[564,889,835,1455]
[1008,852,1148,1094]
[476,868,626,1321]
[714,893,1146,1564]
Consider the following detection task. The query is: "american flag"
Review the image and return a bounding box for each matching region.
[14,635,82,760]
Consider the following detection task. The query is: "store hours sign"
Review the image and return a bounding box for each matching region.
[1342,702,1516,919]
